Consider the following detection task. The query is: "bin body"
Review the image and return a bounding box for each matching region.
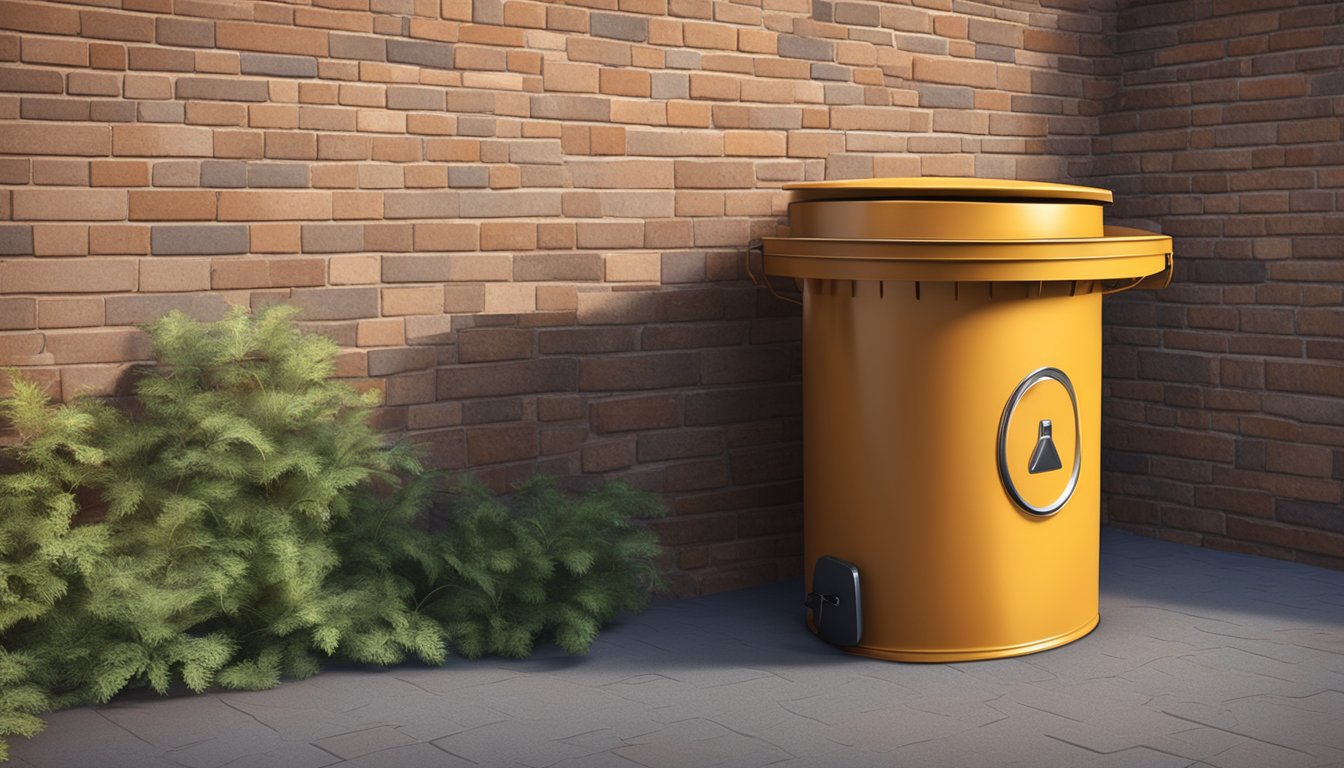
[763,178,1172,662]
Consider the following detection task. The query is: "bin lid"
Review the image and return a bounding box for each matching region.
[762,177,1173,289]
[783,177,1113,204]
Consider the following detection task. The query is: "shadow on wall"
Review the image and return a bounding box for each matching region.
[390,280,805,598]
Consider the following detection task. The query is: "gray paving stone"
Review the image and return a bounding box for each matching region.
[615,717,793,768]
[337,742,476,767]
[11,532,1344,768]
[313,724,417,760]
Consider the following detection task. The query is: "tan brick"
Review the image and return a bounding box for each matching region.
[724,130,785,156]
[537,58,596,92]
[605,252,661,282]
[0,330,45,363]
[674,159,754,188]
[218,190,332,221]
[354,317,403,347]
[414,222,480,251]
[206,259,263,290]
[264,131,317,160]
[382,285,444,316]
[333,191,383,220]
[599,67,651,97]
[675,190,724,216]
[536,283,577,310]
[577,221,643,249]
[330,254,380,284]
[536,221,576,249]
[120,74,170,101]
[667,100,711,127]
[250,223,301,253]
[480,221,537,251]
[911,56,996,88]
[44,327,151,364]
[738,28,776,54]
[4,258,137,293]
[683,21,736,50]
[32,225,89,256]
[405,164,448,188]
[37,298,104,329]
[644,218,693,248]
[139,257,210,292]
[89,225,150,255]
[482,282,536,313]
[211,130,264,159]
[216,21,329,57]
[113,124,213,157]
[13,189,127,221]
[590,125,627,155]
[443,283,486,313]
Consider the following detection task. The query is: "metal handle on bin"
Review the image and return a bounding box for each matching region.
[747,241,802,306]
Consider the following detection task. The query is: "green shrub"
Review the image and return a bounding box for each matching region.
[0,306,663,760]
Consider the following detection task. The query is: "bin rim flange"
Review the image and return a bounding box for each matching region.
[762,237,1172,287]
[781,177,1113,204]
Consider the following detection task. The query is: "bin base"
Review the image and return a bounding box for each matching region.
[809,614,1099,663]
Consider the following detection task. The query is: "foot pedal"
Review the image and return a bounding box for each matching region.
[806,555,861,647]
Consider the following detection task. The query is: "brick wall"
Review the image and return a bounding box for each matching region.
[0,0,1117,596]
[1094,0,1344,569]
[2,0,1337,593]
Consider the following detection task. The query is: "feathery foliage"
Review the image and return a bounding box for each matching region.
[0,305,663,760]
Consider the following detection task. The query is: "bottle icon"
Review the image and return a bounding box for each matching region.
[1028,419,1063,474]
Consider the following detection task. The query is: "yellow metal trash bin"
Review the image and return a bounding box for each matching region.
[762,178,1173,662]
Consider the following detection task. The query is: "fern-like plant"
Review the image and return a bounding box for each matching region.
[0,306,663,760]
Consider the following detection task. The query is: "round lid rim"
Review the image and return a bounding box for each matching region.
[782,177,1113,204]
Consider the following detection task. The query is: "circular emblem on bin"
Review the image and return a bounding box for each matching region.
[997,367,1081,517]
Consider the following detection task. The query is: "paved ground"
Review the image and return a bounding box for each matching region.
[10,530,1344,768]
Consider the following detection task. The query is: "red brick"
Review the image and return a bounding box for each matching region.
[458,327,533,362]
[129,190,217,221]
[91,160,149,187]
[579,352,699,391]
[591,393,680,433]
[89,225,150,255]
[581,438,635,473]
[20,37,87,66]
[0,1,80,35]
[81,10,155,42]
[467,423,537,465]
